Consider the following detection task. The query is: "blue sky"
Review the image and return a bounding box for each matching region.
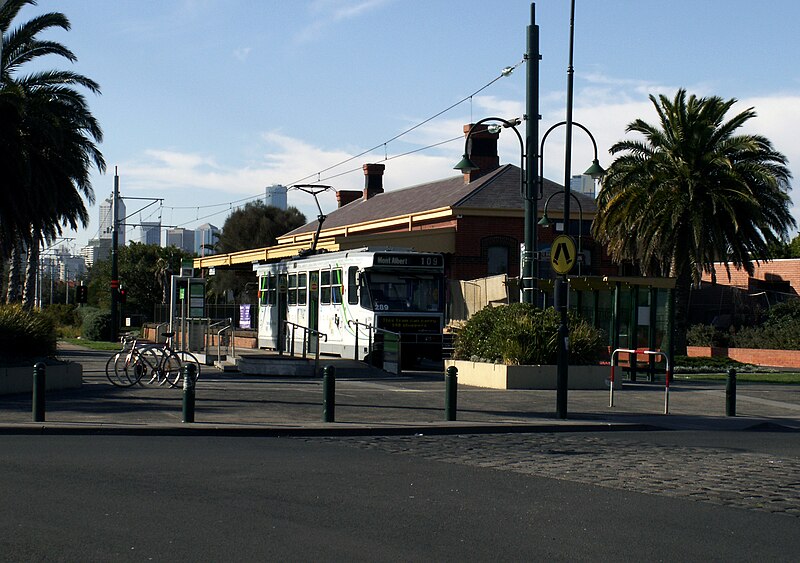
[16,0,800,252]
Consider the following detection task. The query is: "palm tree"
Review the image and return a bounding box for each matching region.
[592,89,795,354]
[1,0,105,305]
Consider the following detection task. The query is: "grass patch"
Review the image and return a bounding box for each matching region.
[63,338,122,351]
[675,372,800,384]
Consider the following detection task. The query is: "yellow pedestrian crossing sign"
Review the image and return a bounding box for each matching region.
[550,235,577,275]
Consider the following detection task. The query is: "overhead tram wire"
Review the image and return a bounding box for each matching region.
[163,60,525,230]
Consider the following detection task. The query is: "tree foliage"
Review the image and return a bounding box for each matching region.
[210,202,306,302]
[86,243,193,318]
[593,89,796,353]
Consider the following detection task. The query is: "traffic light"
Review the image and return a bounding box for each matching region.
[76,285,88,304]
[118,287,126,303]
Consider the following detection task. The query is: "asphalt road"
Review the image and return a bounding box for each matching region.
[1,433,798,562]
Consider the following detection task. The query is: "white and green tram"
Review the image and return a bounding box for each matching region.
[253,247,445,366]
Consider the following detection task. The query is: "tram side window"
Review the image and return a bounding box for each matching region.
[288,274,297,305]
[259,275,269,306]
[298,273,307,305]
[320,270,331,304]
[331,268,343,304]
[347,267,359,305]
[259,274,277,306]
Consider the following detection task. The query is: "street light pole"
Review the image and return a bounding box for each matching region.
[556,0,577,419]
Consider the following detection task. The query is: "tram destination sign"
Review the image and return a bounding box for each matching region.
[374,253,442,268]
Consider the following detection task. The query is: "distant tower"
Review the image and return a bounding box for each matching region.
[166,228,195,254]
[194,223,220,256]
[99,194,126,245]
[140,221,162,246]
[265,184,288,210]
[570,174,596,198]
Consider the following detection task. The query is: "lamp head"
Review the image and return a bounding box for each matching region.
[584,159,606,180]
[537,214,551,227]
[453,153,479,173]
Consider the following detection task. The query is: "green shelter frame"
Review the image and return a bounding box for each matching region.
[538,276,676,382]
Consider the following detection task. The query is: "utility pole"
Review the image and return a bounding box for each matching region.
[110,168,120,341]
[524,2,540,304]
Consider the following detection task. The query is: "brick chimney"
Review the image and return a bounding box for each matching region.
[363,163,385,200]
[336,190,362,208]
[461,123,500,184]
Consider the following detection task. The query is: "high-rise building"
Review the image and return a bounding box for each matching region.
[265,184,288,210]
[98,194,126,245]
[166,228,195,253]
[140,221,161,245]
[80,238,111,268]
[194,223,220,256]
[570,174,596,197]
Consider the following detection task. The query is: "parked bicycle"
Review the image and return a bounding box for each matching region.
[105,332,201,388]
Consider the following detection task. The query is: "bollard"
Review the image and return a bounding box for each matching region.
[726,367,736,417]
[445,366,458,421]
[33,362,46,422]
[322,365,335,422]
[182,363,196,423]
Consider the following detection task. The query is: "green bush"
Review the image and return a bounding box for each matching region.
[453,303,605,365]
[686,324,730,347]
[40,304,82,338]
[0,304,57,361]
[81,309,112,341]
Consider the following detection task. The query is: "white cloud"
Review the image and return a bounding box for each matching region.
[296,0,394,43]
[233,47,252,62]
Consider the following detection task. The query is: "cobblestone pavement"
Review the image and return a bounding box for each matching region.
[305,432,800,518]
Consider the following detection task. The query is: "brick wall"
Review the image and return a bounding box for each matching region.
[700,259,800,294]
[687,346,800,368]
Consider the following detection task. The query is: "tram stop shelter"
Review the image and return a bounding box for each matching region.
[537,275,677,382]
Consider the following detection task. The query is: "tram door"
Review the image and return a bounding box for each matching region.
[308,270,320,353]
[277,274,288,352]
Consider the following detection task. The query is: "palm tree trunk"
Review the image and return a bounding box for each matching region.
[22,231,40,310]
[5,241,22,303]
[671,266,692,356]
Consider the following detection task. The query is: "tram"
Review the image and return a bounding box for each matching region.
[253,247,445,365]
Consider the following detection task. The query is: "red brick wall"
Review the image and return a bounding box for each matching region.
[700,259,800,294]
[687,346,800,368]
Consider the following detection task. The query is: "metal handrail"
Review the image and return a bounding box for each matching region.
[208,318,233,365]
[347,319,402,373]
[282,320,327,375]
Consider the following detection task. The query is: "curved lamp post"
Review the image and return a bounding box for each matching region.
[454,117,538,302]
[538,190,584,275]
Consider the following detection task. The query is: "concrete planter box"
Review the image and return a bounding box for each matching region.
[0,362,82,395]
[445,359,608,390]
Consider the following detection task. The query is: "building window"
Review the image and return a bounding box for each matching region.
[487,245,509,275]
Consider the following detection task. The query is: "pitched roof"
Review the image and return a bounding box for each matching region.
[284,164,597,236]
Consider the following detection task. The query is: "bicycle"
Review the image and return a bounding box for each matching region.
[106,332,201,388]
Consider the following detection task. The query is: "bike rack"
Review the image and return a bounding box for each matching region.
[609,348,672,414]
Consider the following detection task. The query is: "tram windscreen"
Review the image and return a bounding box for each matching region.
[363,272,442,312]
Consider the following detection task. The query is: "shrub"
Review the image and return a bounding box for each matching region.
[40,304,82,338]
[453,303,604,365]
[0,304,57,362]
[686,324,730,347]
[81,309,112,341]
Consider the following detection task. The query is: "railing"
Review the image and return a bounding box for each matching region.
[207,318,234,365]
[347,320,402,375]
[282,320,328,375]
[609,348,672,414]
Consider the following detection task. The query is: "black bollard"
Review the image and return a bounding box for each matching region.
[33,362,46,422]
[182,363,196,423]
[726,367,736,417]
[323,365,335,422]
[445,365,458,421]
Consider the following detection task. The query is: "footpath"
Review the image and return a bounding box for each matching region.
[0,342,799,435]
